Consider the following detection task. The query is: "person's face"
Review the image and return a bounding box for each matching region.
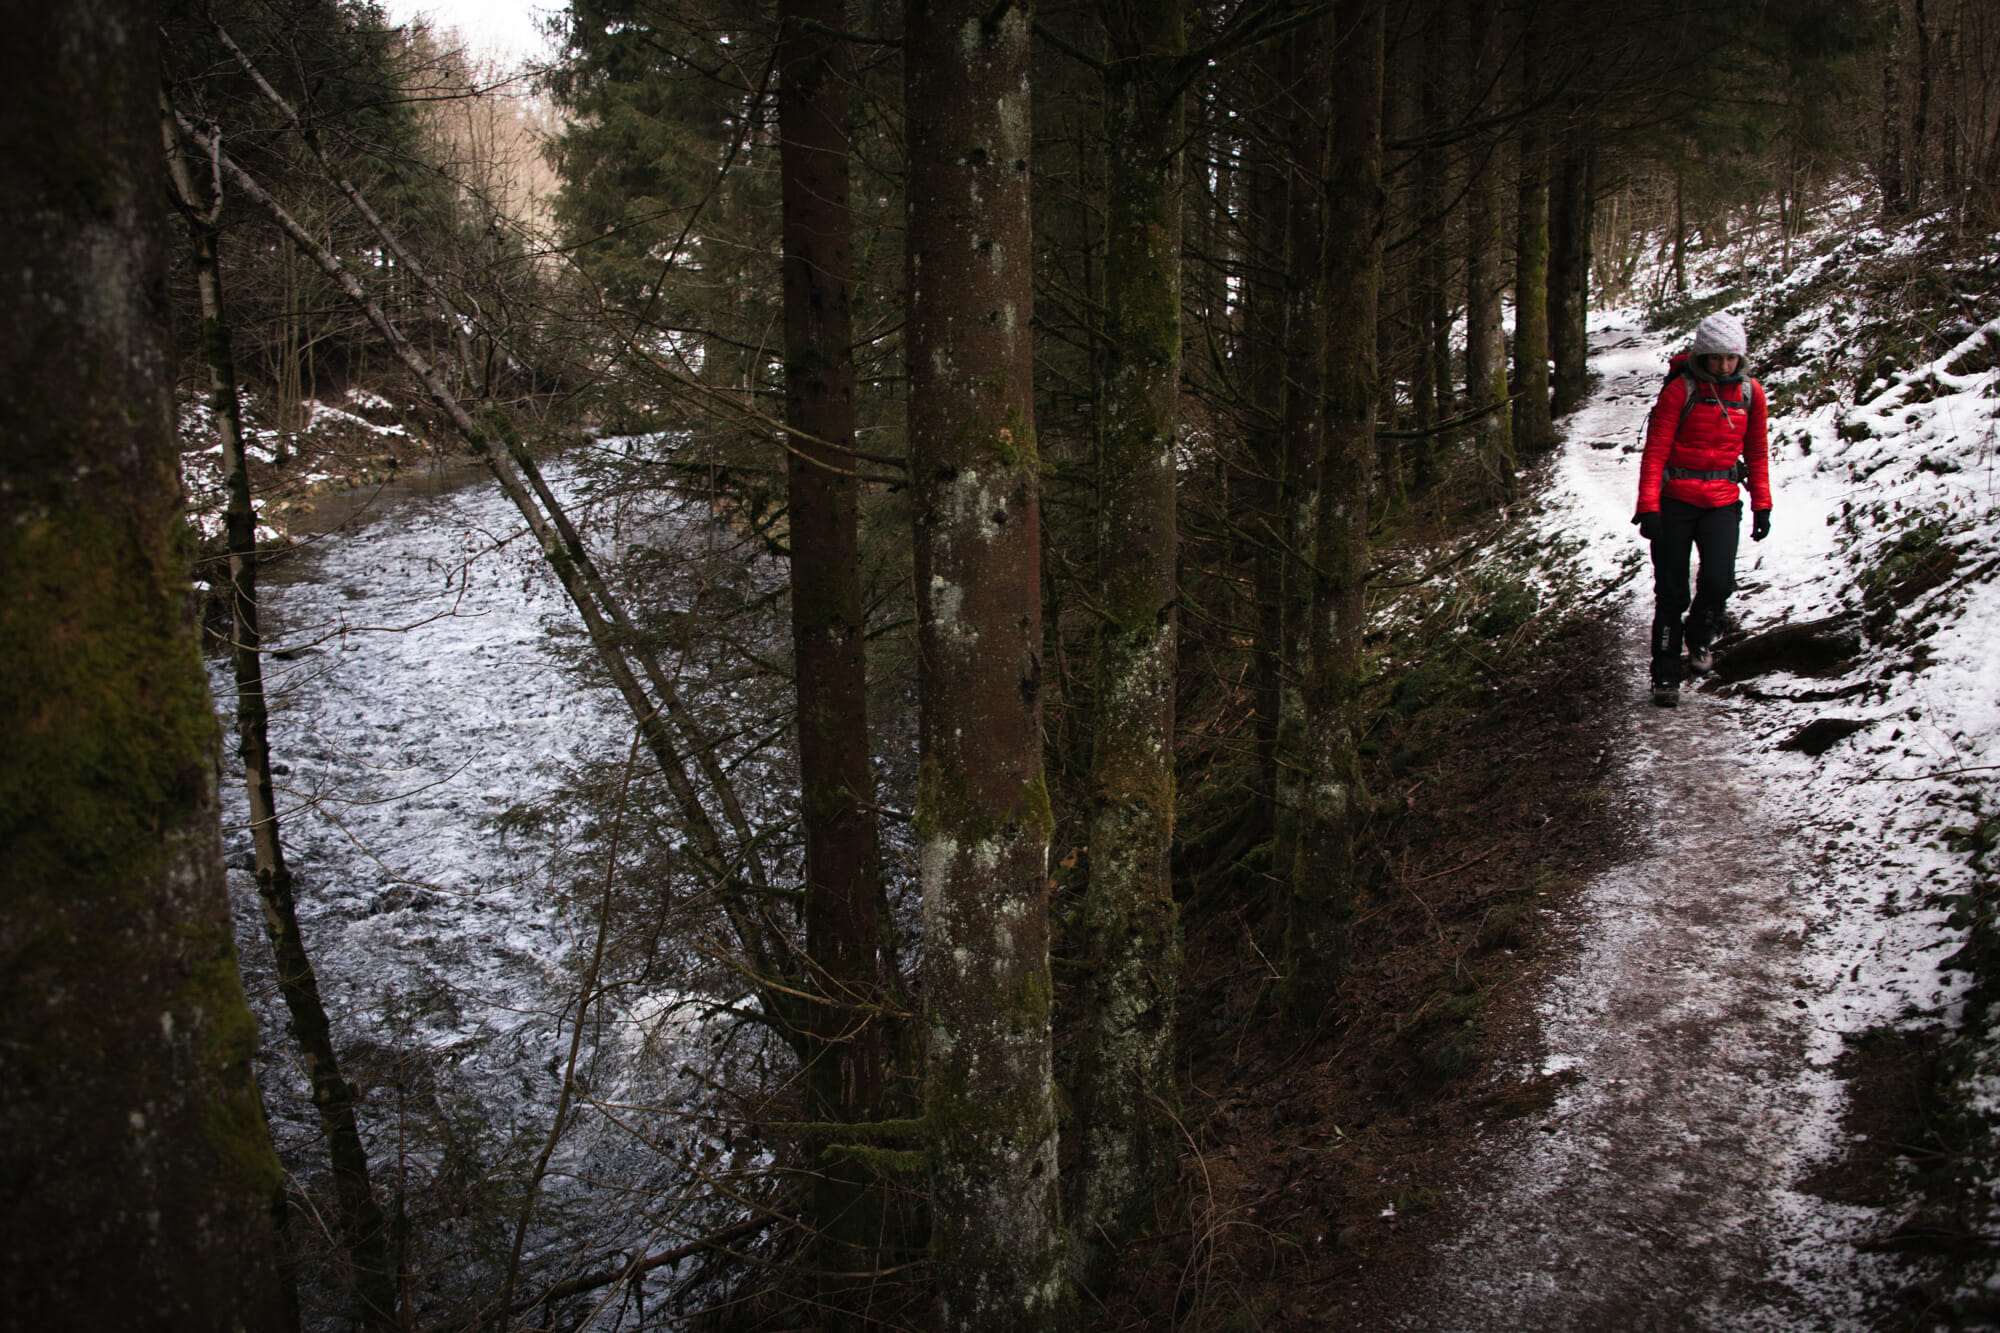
[1705,353,1741,376]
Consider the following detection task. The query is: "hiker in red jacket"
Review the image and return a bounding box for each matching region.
[1633,311,1772,707]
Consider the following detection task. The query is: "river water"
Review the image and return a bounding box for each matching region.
[212,457,780,1318]
[219,459,603,1114]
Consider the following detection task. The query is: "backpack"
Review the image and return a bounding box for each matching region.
[1649,359,1758,485]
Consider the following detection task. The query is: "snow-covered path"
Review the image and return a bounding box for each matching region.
[1405,315,1948,1328]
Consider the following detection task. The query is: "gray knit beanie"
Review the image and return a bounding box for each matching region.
[1691,312,1748,358]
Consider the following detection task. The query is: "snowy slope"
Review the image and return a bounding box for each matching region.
[1422,212,2000,1321]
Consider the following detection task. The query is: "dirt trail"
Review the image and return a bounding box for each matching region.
[1397,321,1897,1329]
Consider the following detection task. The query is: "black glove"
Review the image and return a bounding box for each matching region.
[1752,509,1771,542]
[1634,511,1661,542]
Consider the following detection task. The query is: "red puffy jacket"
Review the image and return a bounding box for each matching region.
[1636,352,1772,513]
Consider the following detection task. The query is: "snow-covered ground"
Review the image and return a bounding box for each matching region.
[1558,308,1984,1052]
[1412,255,2000,1325]
[180,386,416,541]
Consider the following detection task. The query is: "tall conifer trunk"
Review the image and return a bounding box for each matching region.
[1880,0,1908,216]
[1074,0,1184,1291]
[1273,15,1330,881]
[1512,32,1554,455]
[1375,51,1406,510]
[1463,0,1513,497]
[1245,55,1290,843]
[0,3,288,1323]
[776,1,892,1307]
[905,1,1065,1323]
[1549,120,1594,416]
[1413,5,1452,491]
[1285,0,1382,1024]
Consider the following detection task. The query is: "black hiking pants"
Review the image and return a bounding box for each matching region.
[1650,497,1741,684]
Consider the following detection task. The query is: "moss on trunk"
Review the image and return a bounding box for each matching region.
[906,0,1068,1323]
[0,5,287,1321]
[1072,0,1186,1294]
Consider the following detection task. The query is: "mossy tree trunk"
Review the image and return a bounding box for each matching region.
[1244,95,1290,841]
[162,110,401,1333]
[1073,0,1184,1294]
[1549,123,1594,416]
[776,0,896,1312]
[1463,0,1513,500]
[1412,3,1453,492]
[1273,13,1331,883]
[1511,30,1555,456]
[0,2,289,1325]
[905,0,1066,1324]
[1283,0,1382,1026]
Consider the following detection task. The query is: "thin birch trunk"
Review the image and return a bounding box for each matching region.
[163,105,401,1333]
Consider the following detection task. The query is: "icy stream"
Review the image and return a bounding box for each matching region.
[212,448,832,1322]
[214,465,624,1144]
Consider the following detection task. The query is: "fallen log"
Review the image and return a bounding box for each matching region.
[1715,612,1862,683]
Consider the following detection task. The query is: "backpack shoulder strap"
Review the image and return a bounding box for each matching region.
[1674,372,1701,433]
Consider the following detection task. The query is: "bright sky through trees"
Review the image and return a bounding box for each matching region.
[382,0,557,64]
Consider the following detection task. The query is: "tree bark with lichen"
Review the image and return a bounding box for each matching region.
[1072,0,1184,1294]
[905,0,1066,1324]
[0,2,288,1324]
[1284,0,1382,1027]
[1463,0,1513,498]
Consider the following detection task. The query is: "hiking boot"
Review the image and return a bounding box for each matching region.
[1688,643,1715,675]
[1651,678,1681,708]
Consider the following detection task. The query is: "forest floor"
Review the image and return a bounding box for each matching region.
[1104,301,1993,1331]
